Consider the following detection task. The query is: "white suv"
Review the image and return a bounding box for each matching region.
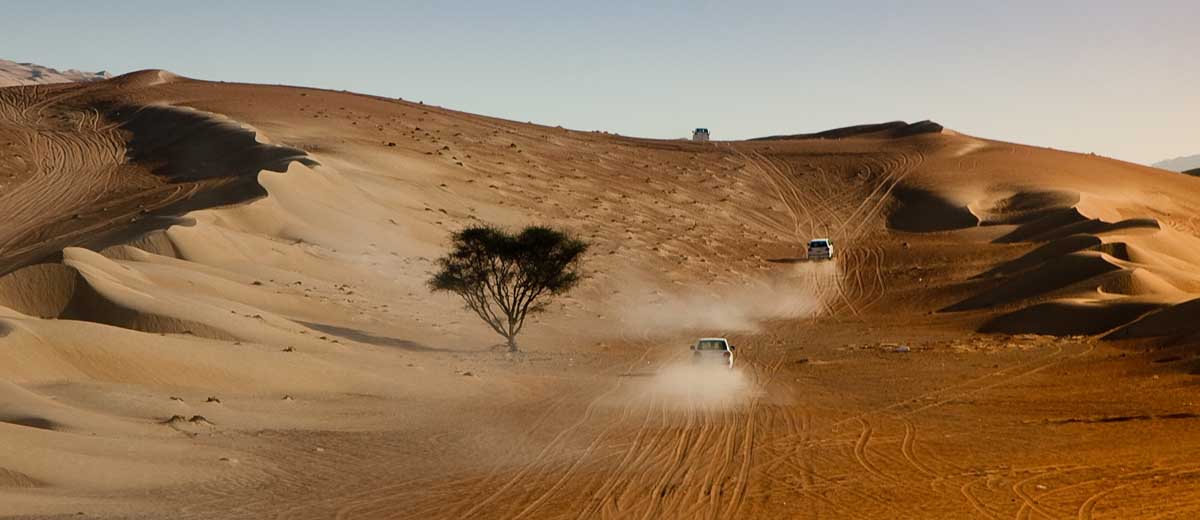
[807,238,834,260]
[691,338,736,369]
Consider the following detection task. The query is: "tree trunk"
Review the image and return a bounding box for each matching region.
[506,335,518,352]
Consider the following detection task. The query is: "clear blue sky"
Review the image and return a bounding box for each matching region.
[3,1,1196,164]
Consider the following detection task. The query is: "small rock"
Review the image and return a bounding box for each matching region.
[894,345,911,353]
[170,396,185,402]
[206,396,221,404]
[282,346,295,352]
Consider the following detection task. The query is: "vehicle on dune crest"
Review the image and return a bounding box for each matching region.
[691,337,736,369]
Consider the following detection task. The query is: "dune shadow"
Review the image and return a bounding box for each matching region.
[0,416,59,431]
[296,321,483,353]
[888,186,980,232]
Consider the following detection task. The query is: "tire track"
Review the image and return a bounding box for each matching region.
[851,418,888,481]
[734,148,857,318]
[899,418,938,479]
[754,341,1083,472]
[960,475,1003,520]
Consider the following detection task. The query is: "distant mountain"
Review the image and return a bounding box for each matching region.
[1184,167,1200,176]
[1152,154,1200,173]
[0,58,111,87]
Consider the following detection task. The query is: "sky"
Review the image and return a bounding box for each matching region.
[2,0,1196,165]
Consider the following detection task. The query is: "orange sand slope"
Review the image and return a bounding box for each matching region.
[2,71,1200,518]
[5,71,1200,339]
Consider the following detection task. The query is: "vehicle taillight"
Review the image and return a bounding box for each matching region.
[724,351,731,357]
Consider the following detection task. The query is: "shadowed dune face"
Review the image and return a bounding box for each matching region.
[979,299,1168,336]
[1105,297,1200,340]
[944,252,1124,312]
[114,104,316,182]
[883,141,1200,336]
[887,186,979,232]
[0,80,315,278]
[752,120,944,141]
[0,416,59,431]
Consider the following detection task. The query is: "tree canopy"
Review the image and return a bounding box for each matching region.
[429,224,588,351]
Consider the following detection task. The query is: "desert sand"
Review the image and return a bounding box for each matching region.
[2,71,1200,519]
[0,60,111,88]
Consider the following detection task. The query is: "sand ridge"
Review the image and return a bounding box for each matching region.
[0,59,111,88]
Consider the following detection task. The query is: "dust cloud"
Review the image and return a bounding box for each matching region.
[603,261,838,411]
[610,260,839,337]
[642,363,752,409]
[789,258,840,279]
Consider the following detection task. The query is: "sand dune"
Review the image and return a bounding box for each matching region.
[0,58,111,88]
[752,120,944,141]
[856,132,1200,336]
[3,71,1200,517]
[0,76,316,278]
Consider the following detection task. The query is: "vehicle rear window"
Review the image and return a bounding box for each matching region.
[809,240,828,248]
[696,340,726,351]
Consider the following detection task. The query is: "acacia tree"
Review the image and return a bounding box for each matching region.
[429,224,588,352]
